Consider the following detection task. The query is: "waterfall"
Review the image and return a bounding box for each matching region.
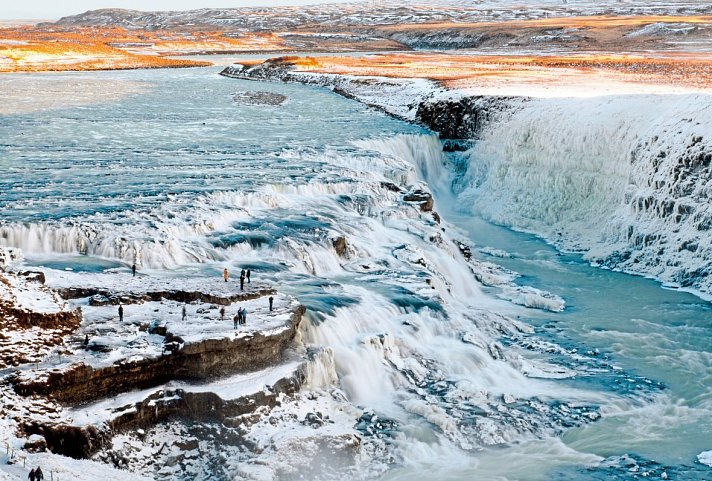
[450,93,712,293]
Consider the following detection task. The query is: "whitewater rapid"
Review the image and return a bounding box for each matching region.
[2,66,711,480]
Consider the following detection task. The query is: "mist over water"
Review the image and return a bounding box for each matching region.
[1,67,711,480]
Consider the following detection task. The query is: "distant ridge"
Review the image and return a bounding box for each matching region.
[48,1,712,32]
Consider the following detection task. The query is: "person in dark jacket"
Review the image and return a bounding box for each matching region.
[132,263,136,277]
[118,304,124,322]
[28,468,35,481]
[240,273,245,290]
[269,296,274,312]
[34,467,44,481]
[182,305,187,321]
[220,306,226,320]
[241,307,247,324]
[233,313,239,329]
[246,269,251,283]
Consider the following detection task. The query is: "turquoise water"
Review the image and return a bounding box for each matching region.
[1,66,711,480]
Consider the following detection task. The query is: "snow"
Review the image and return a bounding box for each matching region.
[497,285,566,312]
[13,279,296,378]
[698,450,712,467]
[457,93,712,293]
[56,1,712,34]
[0,272,66,315]
[67,360,304,427]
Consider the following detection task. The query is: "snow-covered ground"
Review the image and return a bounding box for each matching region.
[0,266,304,481]
[54,0,712,32]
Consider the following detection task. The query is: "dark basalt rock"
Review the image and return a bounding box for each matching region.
[18,271,46,284]
[380,181,402,193]
[454,240,472,261]
[58,286,275,306]
[403,190,434,212]
[415,96,524,140]
[332,236,349,258]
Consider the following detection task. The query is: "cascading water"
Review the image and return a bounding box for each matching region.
[2,66,712,480]
[453,93,712,294]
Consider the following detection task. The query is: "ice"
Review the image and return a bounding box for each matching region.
[697,451,712,467]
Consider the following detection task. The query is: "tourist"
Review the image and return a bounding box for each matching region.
[246,268,251,283]
[240,268,245,278]
[237,306,244,324]
[233,313,239,329]
[220,306,226,320]
[182,305,187,321]
[118,304,124,322]
[34,467,43,481]
[242,307,247,324]
[28,468,35,481]
[269,295,274,312]
[84,334,89,348]
[132,263,136,277]
[223,267,229,282]
[240,273,245,290]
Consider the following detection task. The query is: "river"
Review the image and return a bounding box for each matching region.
[0,65,710,480]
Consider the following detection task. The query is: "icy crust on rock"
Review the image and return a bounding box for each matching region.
[0,270,82,367]
[0,271,66,316]
[65,360,306,427]
[11,274,299,386]
[456,94,712,293]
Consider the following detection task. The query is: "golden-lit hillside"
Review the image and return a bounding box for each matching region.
[0,26,294,72]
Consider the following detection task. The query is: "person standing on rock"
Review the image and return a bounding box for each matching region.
[34,467,43,481]
[242,307,247,325]
[28,468,35,481]
[223,267,229,283]
[233,312,239,329]
[269,295,274,312]
[132,263,136,277]
[240,268,245,278]
[240,272,245,291]
[220,306,226,320]
[246,268,251,283]
[118,304,124,322]
[182,305,187,321]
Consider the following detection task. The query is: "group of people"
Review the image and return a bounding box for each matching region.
[233,306,248,328]
[223,267,251,290]
[113,267,274,329]
[28,467,43,481]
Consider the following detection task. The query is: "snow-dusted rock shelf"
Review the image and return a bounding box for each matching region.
[45,269,276,306]
[18,361,307,459]
[0,271,82,367]
[0,267,306,462]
